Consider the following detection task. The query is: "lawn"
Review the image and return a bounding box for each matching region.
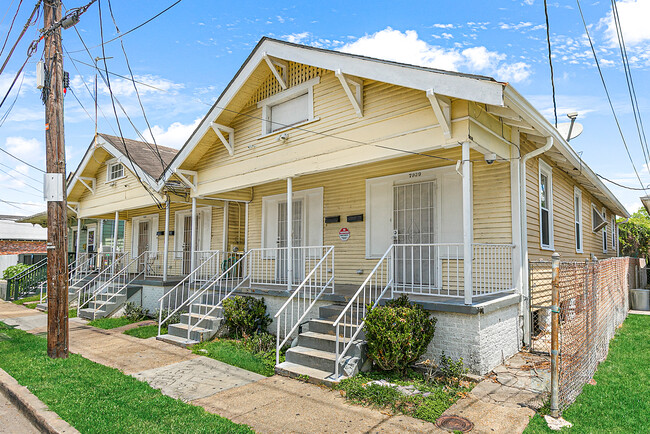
[524,314,650,433]
[0,321,252,433]
[336,370,472,423]
[192,337,283,377]
[11,294,41,309]
[124,324,166,339]
[88,317,139,329]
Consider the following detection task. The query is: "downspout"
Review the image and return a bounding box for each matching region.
[520,136,553,346]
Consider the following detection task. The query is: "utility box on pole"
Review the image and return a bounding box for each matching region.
[44,0,69,359]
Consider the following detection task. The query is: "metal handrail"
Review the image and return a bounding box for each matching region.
[73,252,128,301]
[6,258,48,300]
[333,245,394,379]
[185,251,251,341]
[88,251,148,320]
[76,252,130,315]
[157,251,221,333]
[275,246,335,364]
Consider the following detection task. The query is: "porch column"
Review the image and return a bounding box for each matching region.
[462,142,473,305]
[222,201,229,252]
[190,197,197,272]
[244,202,249,252]
[510,128,525,347]
[162,197,170,282]
[112,211,119,259]
[287,177,293,291]
[75,217,81,260]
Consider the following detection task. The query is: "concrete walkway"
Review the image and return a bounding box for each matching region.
[0,390,40,434]
[0,301,437,433]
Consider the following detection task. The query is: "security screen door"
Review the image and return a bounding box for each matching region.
[137,221,149,272]
[276,199,304,284]
[393,180,436,290]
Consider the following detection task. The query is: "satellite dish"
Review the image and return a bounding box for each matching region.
[557,122,583,142]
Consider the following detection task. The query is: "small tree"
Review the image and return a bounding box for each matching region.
[618,207,650,259]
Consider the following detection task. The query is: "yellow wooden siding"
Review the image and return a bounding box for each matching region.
[524,140,616,261]
[240,150,511,286]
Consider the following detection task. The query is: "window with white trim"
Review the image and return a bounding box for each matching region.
[602,207,608,253]
[257,77,319,136]
[107,160,124,182]
[539,160,553,249]
[574,188,583,253]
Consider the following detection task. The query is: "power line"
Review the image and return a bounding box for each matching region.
[66,0,183,54]
[543,0,558,127]
[0,160,43,183]
[0,0,41,77]
[0,1,19,28]
[597,174,650,191]
[0,145,45,172]
[0,0,24,61]
[576,0,646,194]
[0,166,42,192]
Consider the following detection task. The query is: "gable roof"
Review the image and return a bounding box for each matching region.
[67,134,178,198]
[162,37,628,217]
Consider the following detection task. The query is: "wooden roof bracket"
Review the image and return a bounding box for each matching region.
[210,122,235,156]
[67,201,79,215]
[262,52,288,90]
[426,89,451,139]
[77,176,96,195]
[335,69,363,117]
[175,169,198,193]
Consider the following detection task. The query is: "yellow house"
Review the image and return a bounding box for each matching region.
[67,38,628,379]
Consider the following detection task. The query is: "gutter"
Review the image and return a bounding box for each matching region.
[520,136,553,346]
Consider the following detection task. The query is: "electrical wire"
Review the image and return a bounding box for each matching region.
[0,167,42,192]
[543,0,558,127]
[0,145,45,172]
[576,0,646,193]
[597,174,650,191]
[0,0,41,77]
[0,161,43,183]
[0,0,24,62]
[0,0,18,28]
[66,0,183,54]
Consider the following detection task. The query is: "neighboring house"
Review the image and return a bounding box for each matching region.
[66,38,628,380]
[0,215,47,276]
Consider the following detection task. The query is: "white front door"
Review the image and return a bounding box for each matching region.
[87,227,96,253]
[393,180,437,288]
[276,199,304,283]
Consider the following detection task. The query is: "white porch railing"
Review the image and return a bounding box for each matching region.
[185,251,250,340]
[39,252,102,304]
[275,246,335,364]
[81,252,148,320]
[73,252,129,310]
[333,246,393,379]
[142,250,220,279]
[157,251,222,331]
[248,246,334,288]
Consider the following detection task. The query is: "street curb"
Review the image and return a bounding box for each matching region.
[0,368,79,434]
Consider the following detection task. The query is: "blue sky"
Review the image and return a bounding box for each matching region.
[1,0,649,216]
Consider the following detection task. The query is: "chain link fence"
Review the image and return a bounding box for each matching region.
[529,257,639,412]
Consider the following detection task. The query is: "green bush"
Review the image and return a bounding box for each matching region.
[3,263,31,280]
[123,302,149,322]
[241,331,276,354]
[364,295,436,375]
[155,308,181,328]
[222,296,272,338]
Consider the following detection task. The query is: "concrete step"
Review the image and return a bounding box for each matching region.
[78,308,107,320]
[156,333,199,348]
[167,322,216,343]
[87,300,116,311]
[297,331,352,353]
[307,318,366,340]
[190,303,222,316]
[318,304,364,321]
[275,361,343,387]
[180,312,222,330]
[284,346,338,372]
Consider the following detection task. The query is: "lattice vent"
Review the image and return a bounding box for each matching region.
[246,62,324,107]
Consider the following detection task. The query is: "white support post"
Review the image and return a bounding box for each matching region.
[510,128,524,347]
[244,202,249,252]
[190,197,197,272]
[163,197,170,282]
[462,142,473,305]
[75,217,81,261]
[287,177,293,291]
[222,201,229,252]
[112,211,119,258]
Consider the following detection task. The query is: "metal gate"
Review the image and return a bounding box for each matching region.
[528,260,553,353]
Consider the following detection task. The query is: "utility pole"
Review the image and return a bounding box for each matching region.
[44,0,69,359]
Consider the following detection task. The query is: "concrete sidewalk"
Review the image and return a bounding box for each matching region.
[0,301,437,433]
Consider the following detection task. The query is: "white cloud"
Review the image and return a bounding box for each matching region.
[144,118,201,149]
[339,27,532,82]
[500,21,533,30]
[601,0,650,47]
[5,136,43,162]
[94,74,184,97]
[283,32,311,44]
[431,24,455,29]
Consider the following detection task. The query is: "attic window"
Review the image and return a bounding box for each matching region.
[258,77,319,136]
[107,161,124,182]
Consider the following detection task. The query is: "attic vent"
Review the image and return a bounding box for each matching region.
[247,62,324,107]
[592,206,607,232]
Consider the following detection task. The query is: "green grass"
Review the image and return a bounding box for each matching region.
[124,324,166,339]
[87,317,139,329]
[0,321,252,433]
[192,337,283,377]
[524,314,650,433]
[335,371,472,423]
[11,294,41,309]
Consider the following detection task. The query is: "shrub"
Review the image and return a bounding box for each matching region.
[222,296,272,338]
[155,308,182,328]
[123,302,149,322]
[364,295,436,375]
[3,263,31,280]
[438,352,468,386]
[241,331,276,354]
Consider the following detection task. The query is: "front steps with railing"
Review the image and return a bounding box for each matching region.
[275,303,368,386]
[159,300,223,347]
[77,284,141,320]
